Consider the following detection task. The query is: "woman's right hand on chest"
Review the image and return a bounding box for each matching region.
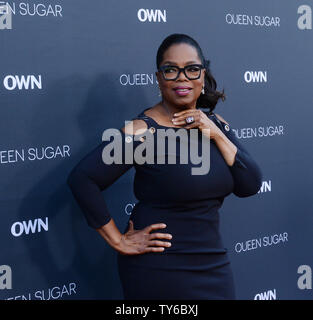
[115,220,172,255]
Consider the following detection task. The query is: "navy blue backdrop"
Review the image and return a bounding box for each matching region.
[0,0,312,300]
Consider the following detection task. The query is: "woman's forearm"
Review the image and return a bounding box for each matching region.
[210,120,263,197]
[213,129,238,166]
[95,218,123,252]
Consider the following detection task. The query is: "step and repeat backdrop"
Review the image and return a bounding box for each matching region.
[0,0,312,300]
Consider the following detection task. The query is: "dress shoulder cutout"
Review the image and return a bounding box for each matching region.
[121,119,148,136]
[131,108,159,129]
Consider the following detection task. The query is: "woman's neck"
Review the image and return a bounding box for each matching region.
[160,100,196,119]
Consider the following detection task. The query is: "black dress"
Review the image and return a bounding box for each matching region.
[67,107,263,300]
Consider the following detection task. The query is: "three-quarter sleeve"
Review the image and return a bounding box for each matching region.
[67,128,135,229]
[213,115,263,198]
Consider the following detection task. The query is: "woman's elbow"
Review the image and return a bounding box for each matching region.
[233,171,263,198]
[67,167,81,189]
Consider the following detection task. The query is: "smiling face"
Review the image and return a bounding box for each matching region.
[156,43,206,109]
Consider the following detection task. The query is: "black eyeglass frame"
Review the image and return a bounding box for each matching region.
[158,64,205,81]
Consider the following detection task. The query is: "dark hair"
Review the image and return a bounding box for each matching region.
[156,33,226,112]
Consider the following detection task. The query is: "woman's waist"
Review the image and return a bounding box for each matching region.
[125,201,225,253]
[129,199,222,227]
[134,198,222,211]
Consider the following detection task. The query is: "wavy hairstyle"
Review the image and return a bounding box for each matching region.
[156,33,226,112]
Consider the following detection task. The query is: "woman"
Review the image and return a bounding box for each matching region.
[67,33,262,300]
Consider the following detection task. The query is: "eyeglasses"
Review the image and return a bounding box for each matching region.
[158,64,205,81]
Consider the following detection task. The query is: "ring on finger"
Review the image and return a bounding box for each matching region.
[185,116,195,124]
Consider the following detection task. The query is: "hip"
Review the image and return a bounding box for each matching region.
[117,249,231,271]
[117,251,236,300]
